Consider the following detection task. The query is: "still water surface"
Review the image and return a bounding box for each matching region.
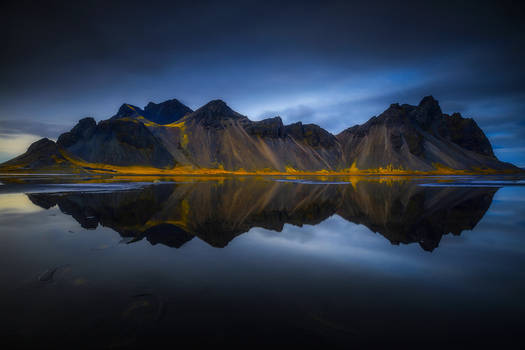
[0,176,524,348]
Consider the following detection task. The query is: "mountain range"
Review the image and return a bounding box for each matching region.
[1,96,520,174]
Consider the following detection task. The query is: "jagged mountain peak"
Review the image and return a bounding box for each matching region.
[57,117,97,148]
[351,95,443,129]
[284,121,339,149]
[143,98,193,125]
[244,116,285,138]
[261,116,283,123]
[27,137,55,153]
[415,95,442,123]
[198,99,237,115]
[185,99,246,127]
[119,103,142,113]
[75,117,97,129]
[110,99,192,125]
[418,95,440,109]
[145,98,184,108]
[112,103,143,119]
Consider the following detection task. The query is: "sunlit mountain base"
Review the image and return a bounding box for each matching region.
[0,154,521,176]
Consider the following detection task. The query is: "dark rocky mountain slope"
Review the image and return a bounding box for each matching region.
[149,100,342,171]
[337,96,515,171]
[0,138,83,172]
[0,95,520,173]
[57,117,175,168]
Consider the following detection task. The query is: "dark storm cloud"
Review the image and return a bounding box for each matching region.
[1,0,524,164]
[3,0,524,91]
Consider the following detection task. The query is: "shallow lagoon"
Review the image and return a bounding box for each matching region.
[0,175,524,348]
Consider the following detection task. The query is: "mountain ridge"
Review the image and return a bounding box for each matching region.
[1,95,521,174]
[111,98,193,125]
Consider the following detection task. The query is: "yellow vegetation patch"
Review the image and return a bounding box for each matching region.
[341,162,408,174]
[135,116,161,127]
[181,133,189,148]
[285,166,299,174]
[3,149,521,176]
[164,121,185,128]
[336,161,519,176]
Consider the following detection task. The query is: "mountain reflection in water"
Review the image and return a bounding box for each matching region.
[27,179,497,252]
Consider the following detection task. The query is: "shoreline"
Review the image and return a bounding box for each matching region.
[1,168,523,177]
